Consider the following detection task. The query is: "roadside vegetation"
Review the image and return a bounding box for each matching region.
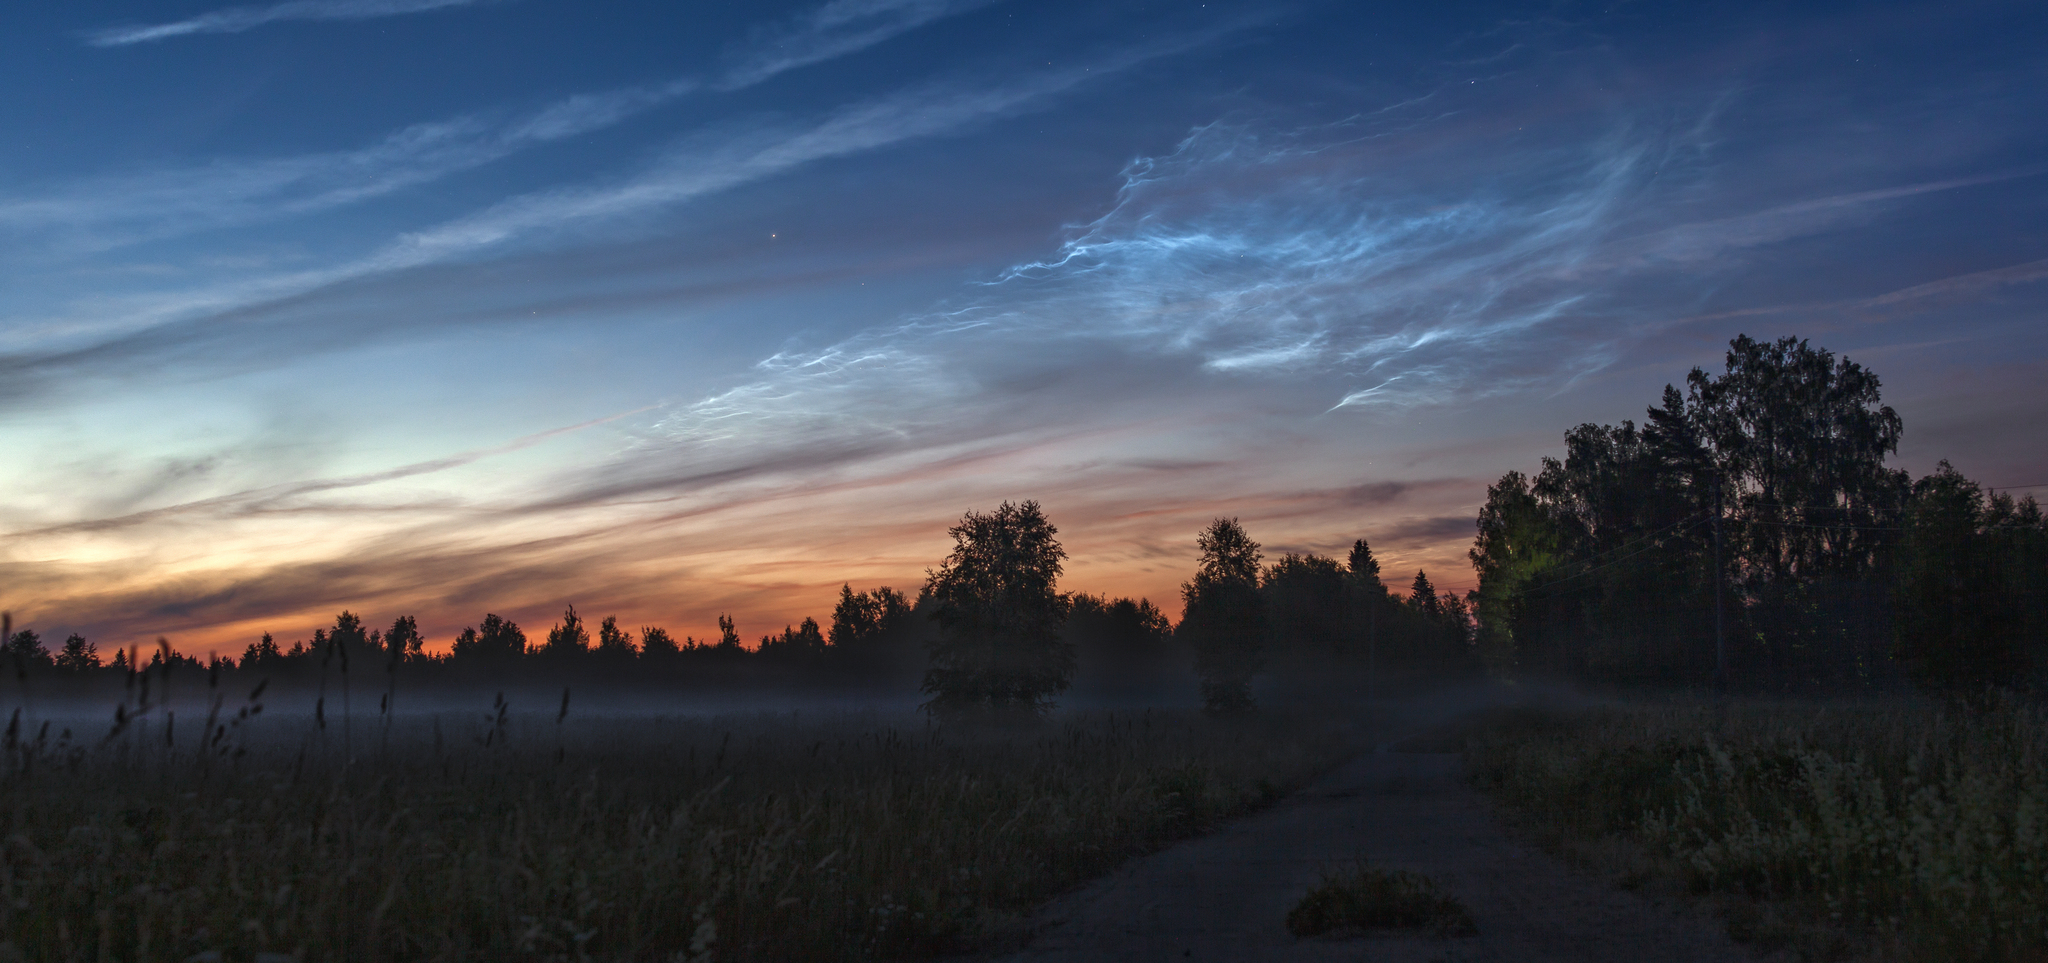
[0,701,1356,963]
[1452,336,2046,960]
[1466,700,2048,962]
[1286,862,1476,938]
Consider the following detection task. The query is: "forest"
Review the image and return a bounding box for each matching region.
[1470,334,2047,697]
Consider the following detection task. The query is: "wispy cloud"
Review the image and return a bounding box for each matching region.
[1624,170,2041,267]
[379,49,1174,268]
[42,0,1005,255]
[85,0,501,47]
[957,120,1647,410]
[718,0,1001,89]
[7,406,649,539]
[0,33,1223,382]
[0,80,697,252]
[614,96,2028,484]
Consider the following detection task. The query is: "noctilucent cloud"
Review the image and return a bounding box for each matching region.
[3,0,2044,654]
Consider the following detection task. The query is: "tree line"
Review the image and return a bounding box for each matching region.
[13,333,2013,711]
[1469,335,2047,697]
[2,515,1473,713]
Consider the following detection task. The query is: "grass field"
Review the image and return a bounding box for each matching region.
[0,691,1359,962]
[1465,698,2048,962]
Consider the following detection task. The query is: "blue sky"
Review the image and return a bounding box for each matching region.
[3,0,2044,652]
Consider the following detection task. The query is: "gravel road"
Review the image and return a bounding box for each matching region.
[981,696,1773,963]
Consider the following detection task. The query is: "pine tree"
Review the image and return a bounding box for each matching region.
[4,629,51,670]
[1407,571,1439,618]
[54,633,99,672]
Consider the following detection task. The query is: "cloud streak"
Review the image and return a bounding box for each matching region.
[0,30,1227,385]
[40,0,1007,248]
[379,55,1153,267]
[718,0,1001,89]
[0,80,698,252]
[599,91,2041,510]
[85,0,500,47]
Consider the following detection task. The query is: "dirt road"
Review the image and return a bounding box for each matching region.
[985,698,1769,962]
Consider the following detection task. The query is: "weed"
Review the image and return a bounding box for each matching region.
[1467,699,2048,963]
[0,704,1355,962]
[1286,861,1476,938]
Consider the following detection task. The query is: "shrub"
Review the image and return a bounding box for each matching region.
[1286,862,1476,938]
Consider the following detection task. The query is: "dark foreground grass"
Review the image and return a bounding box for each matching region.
[1465,699,2048,963]
[1285,862,1476,938]
[0,702,1358,962]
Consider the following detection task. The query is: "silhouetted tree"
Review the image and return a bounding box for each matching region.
[793,617,825,652]
[241,632,284,671]
[595,616,637,659]
[762,617,827,658]
[1346,538,1390,606]
[1439,593,1474,650]
[1383,569,1472,674]
[1068,594,1175,694]
[54,633,99,672]
[1684,336,1909,685]
[830,585,912,647]
[453,614,526,661]
[1183,518,1265,713]
[828,585,917,677]
[1262,553,1349,657]
[543,606,590,659]
[328,612,374,659]
[383,616,423,663]
[1692,335,1907,584]
[1343,537,1397,687]
[1467,471,1556,677]
[1892,462,2044,696]
[714,614,744,653]
[921,500,1074,716]
[1469,335,1912,688]
[639,626,681,661]
[4,630,51,672]
[1406,571,1438,619]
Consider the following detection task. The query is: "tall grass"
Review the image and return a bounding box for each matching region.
[0,701,1355,962]
[1466,700,2048,962]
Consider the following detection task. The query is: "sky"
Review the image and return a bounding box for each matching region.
[2,0,2045,655]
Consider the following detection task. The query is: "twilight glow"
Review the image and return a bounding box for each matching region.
[3,0,2045,654]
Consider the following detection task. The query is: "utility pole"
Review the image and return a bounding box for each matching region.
[1713,475,1727,692]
